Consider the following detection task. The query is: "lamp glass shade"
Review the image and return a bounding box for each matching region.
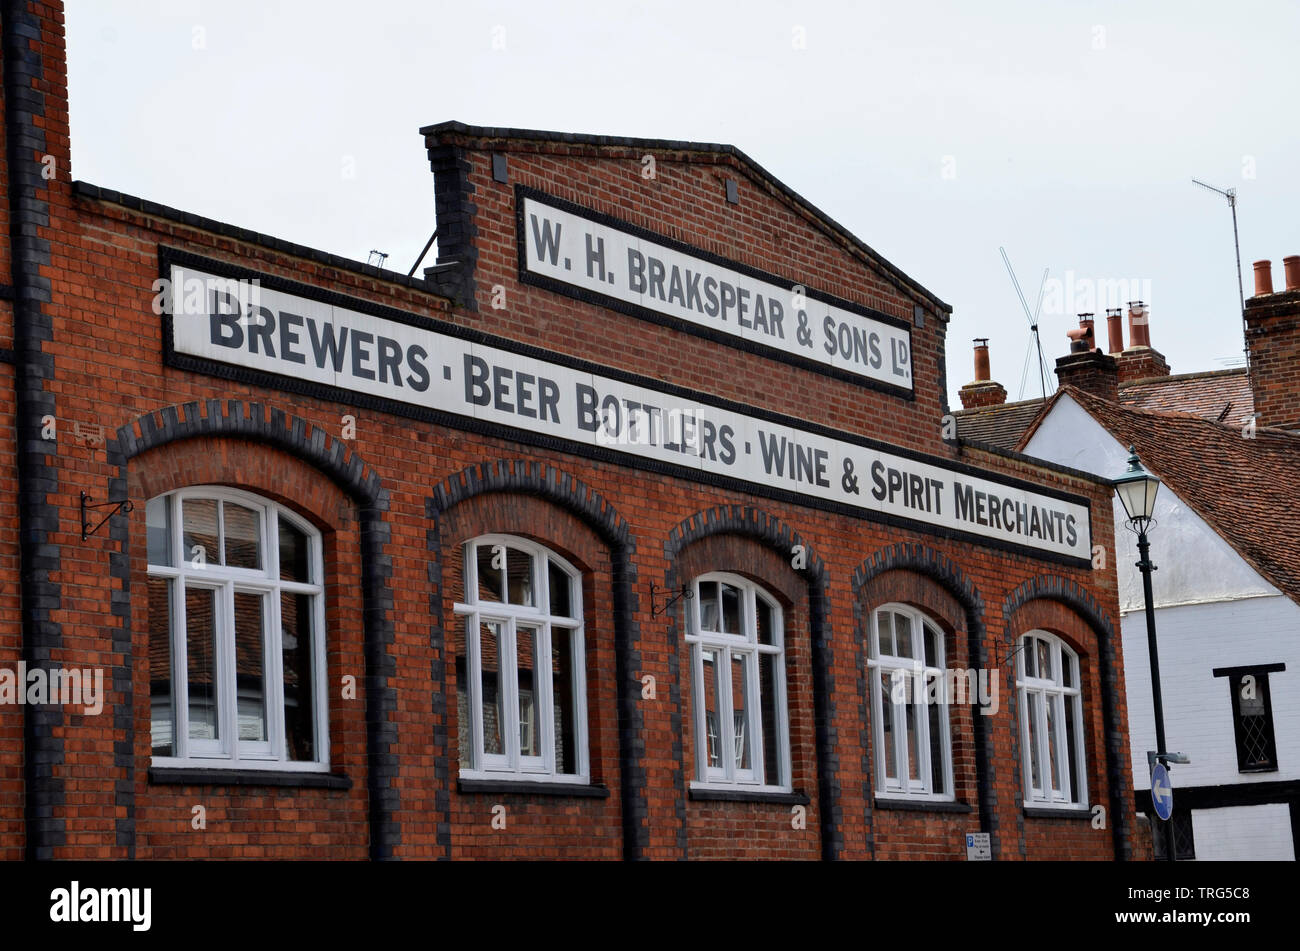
[1113,447,1160,522]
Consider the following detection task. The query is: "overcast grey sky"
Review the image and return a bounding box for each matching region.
[65,1,1300,408]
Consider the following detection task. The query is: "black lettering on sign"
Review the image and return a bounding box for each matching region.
[530,215,563,265]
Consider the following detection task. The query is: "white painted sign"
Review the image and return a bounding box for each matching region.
[519,193,914,391]
[965,832,992,861]
[166,263,1090,560]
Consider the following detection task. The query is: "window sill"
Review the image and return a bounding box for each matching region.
[1023,805,1091,820]
[689,786,810,806]
[456,778,610,798]
[148,767,351,790]
[873,796,971,814]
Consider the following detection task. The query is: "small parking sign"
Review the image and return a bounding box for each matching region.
[965,832,991,861]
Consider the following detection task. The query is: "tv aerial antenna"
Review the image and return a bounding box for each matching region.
[999,247,1053,402]
[1192,177,1248,369]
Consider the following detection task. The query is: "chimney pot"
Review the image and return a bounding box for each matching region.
[972,338,990,382]
[1254,259,1275,296]
[1284,255,1300,293]
[1127,300,1151,349]
[1106,307,1124,354]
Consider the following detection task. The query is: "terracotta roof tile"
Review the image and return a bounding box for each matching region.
[1120,368,1254,430]
[956,368,1256,450]
[1051,385,1300,605]
[953,398,1050,451]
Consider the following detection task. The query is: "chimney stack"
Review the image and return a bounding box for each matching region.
[958,338,1008,409]
[1245,253,1300,431]
[1055,315,1119,402]
[1127,300,1151,348]
[1115,300,1170,384]
[1254,259,1274,296]
[1105,307,1124,354]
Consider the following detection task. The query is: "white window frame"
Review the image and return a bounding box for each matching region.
[1016,630,1088,808]
[687,572,791,793]
[867,603,954,802]
[454,534,589,783]
[148,486,329,772]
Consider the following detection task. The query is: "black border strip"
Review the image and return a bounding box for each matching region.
[456,779,611,799]
[514,184,916,399]
[1212,663,1286,678]
[157,247,1094,568]
[148,768,352,790]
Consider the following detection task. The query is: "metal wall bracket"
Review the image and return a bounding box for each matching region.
[80,490,133,541]
[650,582,692,619]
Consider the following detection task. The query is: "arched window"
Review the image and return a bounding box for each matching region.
[453,535,587,782]
[687,573,790,790]
[1016,630,1087,807]
[868,604,953,800]
[146,487,327,769]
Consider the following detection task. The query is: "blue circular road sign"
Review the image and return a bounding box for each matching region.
[1151,762,1173,821]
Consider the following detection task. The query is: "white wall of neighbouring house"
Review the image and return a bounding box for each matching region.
[1022,393,1300,860]
[1022,395,1280,613]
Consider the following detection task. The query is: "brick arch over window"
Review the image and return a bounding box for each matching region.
[107,400,397,860]
[852,544,996,857]
[426,459,643,859]
[663,505,839,860]
[1001,575,1131,862]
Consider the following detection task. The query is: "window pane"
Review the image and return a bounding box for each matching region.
[906,699,922,781]
[185,586,219,740]
[877,611,894,656]
[234,592,268,742]
[756,597,775,646]
[547,560,572,618]
[1061,651,1075,688]
[1238,677,1274,768]
[182,498,219,568]
[894,613,913,659]
[1037,639,1053,682]
[453,619,470,768]
[698,582,720,632]
[720,583,741,635]
[224,503,262,571]
[923,624,939,667]
[1022,637,1037,677]
[475,545,504,602]
[700,647,722,769]
[281,592,315,761]
[279,518,311,583]
[147,496,172,567]
[879,670,897,781]
[1025,690,1042,791]
[148,577,174,756]
[1064,695,1080,802]
[928,702,946,795]
[732,653,751,772]
[506,548,534,607]
[759,652,780,785]
[1046,694,1061,793]
[517,624,540,757]
[551,628,577,774]
[480,620,505,756]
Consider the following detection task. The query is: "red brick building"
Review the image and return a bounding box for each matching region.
[1,1,1137,860]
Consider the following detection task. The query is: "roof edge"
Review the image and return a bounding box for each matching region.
[420,120,952,317]
[71,181,458,303]
[956,435,1114,488]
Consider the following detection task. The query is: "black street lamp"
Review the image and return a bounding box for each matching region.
[1113,446,1176,861]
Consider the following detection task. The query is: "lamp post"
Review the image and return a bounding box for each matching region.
[1113,446,1176,862]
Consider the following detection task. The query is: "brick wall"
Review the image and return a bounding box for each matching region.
[1245,290,1300,430]
[0,0,1136,860]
